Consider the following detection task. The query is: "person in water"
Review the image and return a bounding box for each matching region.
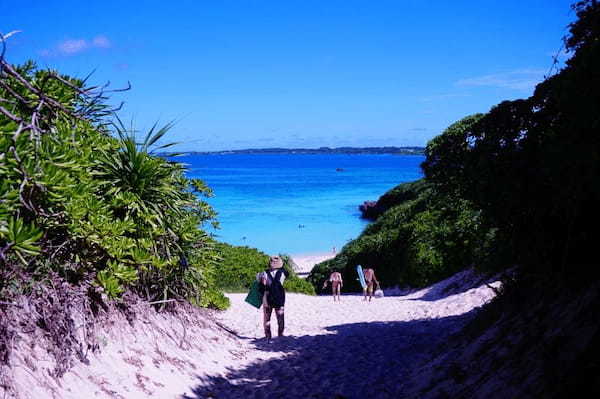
[323,269,343,302]
[363,267,380,302]
[257,255,289,341]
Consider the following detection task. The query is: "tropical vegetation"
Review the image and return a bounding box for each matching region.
[0,56,227,309]
[309,0,600,293]
[215,242,315,295]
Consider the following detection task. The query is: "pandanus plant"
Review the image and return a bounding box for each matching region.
[94,117,218,300]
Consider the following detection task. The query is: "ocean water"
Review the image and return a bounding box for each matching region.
[182,153,424,255]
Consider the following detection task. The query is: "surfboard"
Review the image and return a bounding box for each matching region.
[356,264,367,289]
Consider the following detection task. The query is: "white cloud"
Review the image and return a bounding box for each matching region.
[42,35,112,57]
[58,39,88,54]
[92,35,111,48]
[456,69,547,91]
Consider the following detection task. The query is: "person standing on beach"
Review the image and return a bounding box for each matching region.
[363,267,379,302]
[323,269,343,302]
[257,255,289,341]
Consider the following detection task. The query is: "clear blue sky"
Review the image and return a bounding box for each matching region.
[3,0,575,151]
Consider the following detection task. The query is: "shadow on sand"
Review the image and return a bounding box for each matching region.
[184,308,481,399]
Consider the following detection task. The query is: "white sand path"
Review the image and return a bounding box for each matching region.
[185,270,500,398]
[4,269,500,398]
[290,253,336,277]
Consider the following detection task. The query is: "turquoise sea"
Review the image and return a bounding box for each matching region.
[183,153,424,255]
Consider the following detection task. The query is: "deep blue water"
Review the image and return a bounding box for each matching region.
[182,154,424,255]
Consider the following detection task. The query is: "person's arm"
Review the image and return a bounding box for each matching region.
[373,271,379,286]
[257,272,267,295]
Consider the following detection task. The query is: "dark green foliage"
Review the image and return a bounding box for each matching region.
[422,0,600,282]
[283,276,316,295]
[214,243,270,291]
[0,57,227,309]
[308,178,496,290]
[313,1,600,292]
[214,243,315,295]
[373,178,430,215]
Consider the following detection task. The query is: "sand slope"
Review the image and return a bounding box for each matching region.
[188,269,500,398]
[3,269,499,399]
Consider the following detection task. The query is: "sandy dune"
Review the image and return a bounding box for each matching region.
[4,270,499,398]
[187,269,500,398]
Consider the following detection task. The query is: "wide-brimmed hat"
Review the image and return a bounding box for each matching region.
[269,255,283,268]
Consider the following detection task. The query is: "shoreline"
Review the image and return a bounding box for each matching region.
[289,252,337,276]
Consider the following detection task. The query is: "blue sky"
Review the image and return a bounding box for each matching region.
[3,0,575,151]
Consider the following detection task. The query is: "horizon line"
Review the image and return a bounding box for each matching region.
[159,145,426,156]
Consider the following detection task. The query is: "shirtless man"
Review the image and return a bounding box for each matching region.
[362,267,379,302]
[323,269,343,302]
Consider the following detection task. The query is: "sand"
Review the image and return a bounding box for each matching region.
[290,252,336,277]
[4,269,500,399]
[190,269,501,398]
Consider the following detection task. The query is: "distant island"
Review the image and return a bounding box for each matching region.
[163,146,425,156]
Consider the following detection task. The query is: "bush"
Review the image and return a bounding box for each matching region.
[214,243,270,291]
[0,60,222,307]
[214,244,316,295]
[308,178,497,291]
[284,277,316,295]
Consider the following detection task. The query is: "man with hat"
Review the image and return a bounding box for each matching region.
[257,255,289,341]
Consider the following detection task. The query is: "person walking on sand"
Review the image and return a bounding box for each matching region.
[363,267,380,302]
[323,269,343,302]
[257,255,289,341]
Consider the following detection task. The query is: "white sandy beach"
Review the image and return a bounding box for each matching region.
[290,252,336,276]
[5,269,500,399]
[200,269,500,398]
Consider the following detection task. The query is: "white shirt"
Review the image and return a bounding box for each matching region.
[256,268,288,286]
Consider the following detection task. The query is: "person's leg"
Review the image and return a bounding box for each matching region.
[367,282,373,302]
[263,305,273,339]
[331,281,338,301]
[331,283,336,301]
[335,283,341,301]
[275,307,285,336]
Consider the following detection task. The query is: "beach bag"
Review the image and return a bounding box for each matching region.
[266,269,286,308]
[374,288,384,298]
[245,281,262,309]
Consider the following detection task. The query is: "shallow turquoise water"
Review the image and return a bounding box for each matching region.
[182,153,424,255]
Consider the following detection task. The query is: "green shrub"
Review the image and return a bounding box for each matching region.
[284,277,316,295]
[0,60,222,308]
[308,178,497,291]
[214,243,270,291]
[213,245,315,295]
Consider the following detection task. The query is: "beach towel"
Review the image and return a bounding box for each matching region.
[245,281,262,309]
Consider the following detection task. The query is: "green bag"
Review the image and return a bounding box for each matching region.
[245,281,262,309]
